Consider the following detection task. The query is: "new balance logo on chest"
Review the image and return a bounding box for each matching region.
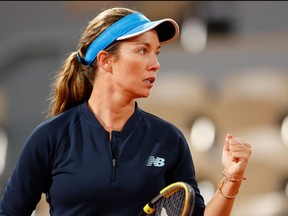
[146,156,165,167]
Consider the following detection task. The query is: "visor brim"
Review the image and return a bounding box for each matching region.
[116,18,179,44]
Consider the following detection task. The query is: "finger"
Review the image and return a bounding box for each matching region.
[224,134,233,151]
[229,142,246,151]
[230,142,252,158]
[229,138,250,148]
[229,139,251,150]
[231,151,251,162]
[243,143,252,148]
[229,137,245,144]
[229,144,251,155]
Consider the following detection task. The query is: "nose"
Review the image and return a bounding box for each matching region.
[149,55,160,73]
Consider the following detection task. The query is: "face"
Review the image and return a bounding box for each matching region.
[110,30,161,99]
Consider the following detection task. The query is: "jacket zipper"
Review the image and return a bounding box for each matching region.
[109,132,117,181]
[112,158,116,180]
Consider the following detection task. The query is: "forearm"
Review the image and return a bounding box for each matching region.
[204,178,242,216]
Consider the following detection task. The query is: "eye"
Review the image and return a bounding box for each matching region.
[139,48,147,55]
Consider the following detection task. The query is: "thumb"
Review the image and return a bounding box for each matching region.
[224,134,233,151]
[226,134,233,139]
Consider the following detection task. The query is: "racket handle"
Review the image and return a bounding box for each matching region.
[138,211,146,216]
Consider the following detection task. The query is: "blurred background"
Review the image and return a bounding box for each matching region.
[0,1,288,215]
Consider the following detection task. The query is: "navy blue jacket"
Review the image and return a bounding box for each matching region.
[0,102,205,215]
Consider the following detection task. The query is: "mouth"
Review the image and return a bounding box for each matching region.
[143,77,155,84]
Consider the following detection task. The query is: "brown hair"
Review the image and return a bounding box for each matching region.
[47,7,135,117]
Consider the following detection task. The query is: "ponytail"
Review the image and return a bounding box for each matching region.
[47,52,94,117]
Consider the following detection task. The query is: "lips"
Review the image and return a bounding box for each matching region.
[143,77,156,84]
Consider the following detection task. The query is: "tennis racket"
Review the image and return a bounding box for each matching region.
[138,181,195,216]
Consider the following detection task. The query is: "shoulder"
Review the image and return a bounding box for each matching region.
[139,109,186,142]
[140,109,182,133]
[27,104,82,143]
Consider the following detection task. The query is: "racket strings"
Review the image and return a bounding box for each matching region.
[153,189,186,216]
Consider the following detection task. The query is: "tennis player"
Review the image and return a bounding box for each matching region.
[0,7,252,216]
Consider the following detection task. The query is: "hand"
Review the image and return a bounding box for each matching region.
[222,134,252,179]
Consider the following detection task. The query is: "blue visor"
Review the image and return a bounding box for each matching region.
[78,12,179,66]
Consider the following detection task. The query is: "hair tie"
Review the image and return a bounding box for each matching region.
[77,53,87,65]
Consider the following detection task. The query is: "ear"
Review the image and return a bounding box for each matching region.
[97,50,112,72]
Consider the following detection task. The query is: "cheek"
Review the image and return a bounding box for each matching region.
[120,56,145,75]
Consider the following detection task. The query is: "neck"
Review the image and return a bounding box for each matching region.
[88,72,136,133]
[87,97,135,133]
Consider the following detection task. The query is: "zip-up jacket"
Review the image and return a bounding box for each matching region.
[0,102,205,215]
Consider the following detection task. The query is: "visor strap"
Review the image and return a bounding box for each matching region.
[79,12,150,66]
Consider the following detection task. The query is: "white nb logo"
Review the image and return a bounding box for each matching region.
[146,156,165,167]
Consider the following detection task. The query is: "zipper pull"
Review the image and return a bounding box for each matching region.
[112,159,116,168]
[111,159,117,180]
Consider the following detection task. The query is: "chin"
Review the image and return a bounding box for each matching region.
[143,92,152,98]
[136,93,151,99]
[134,90,152,99]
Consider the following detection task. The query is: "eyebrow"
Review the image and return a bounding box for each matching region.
[134,42,161,50]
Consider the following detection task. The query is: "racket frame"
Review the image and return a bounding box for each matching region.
[142,181,195,216]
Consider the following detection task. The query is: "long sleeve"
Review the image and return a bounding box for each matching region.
[0,124,51,216]
[163,128,206,215]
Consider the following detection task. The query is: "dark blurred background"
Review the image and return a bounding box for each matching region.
[0,1,288,216]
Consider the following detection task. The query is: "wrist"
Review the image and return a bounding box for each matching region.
[217,170,247,199]
[218,178,239,199]
[222,169,246,182]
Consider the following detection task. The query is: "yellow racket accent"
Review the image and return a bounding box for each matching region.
[143,204,155,214]
[139,181,195,216]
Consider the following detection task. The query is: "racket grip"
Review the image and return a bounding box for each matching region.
[138,211,146,216]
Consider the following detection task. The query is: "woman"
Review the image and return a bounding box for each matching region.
[0,7,252,216]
